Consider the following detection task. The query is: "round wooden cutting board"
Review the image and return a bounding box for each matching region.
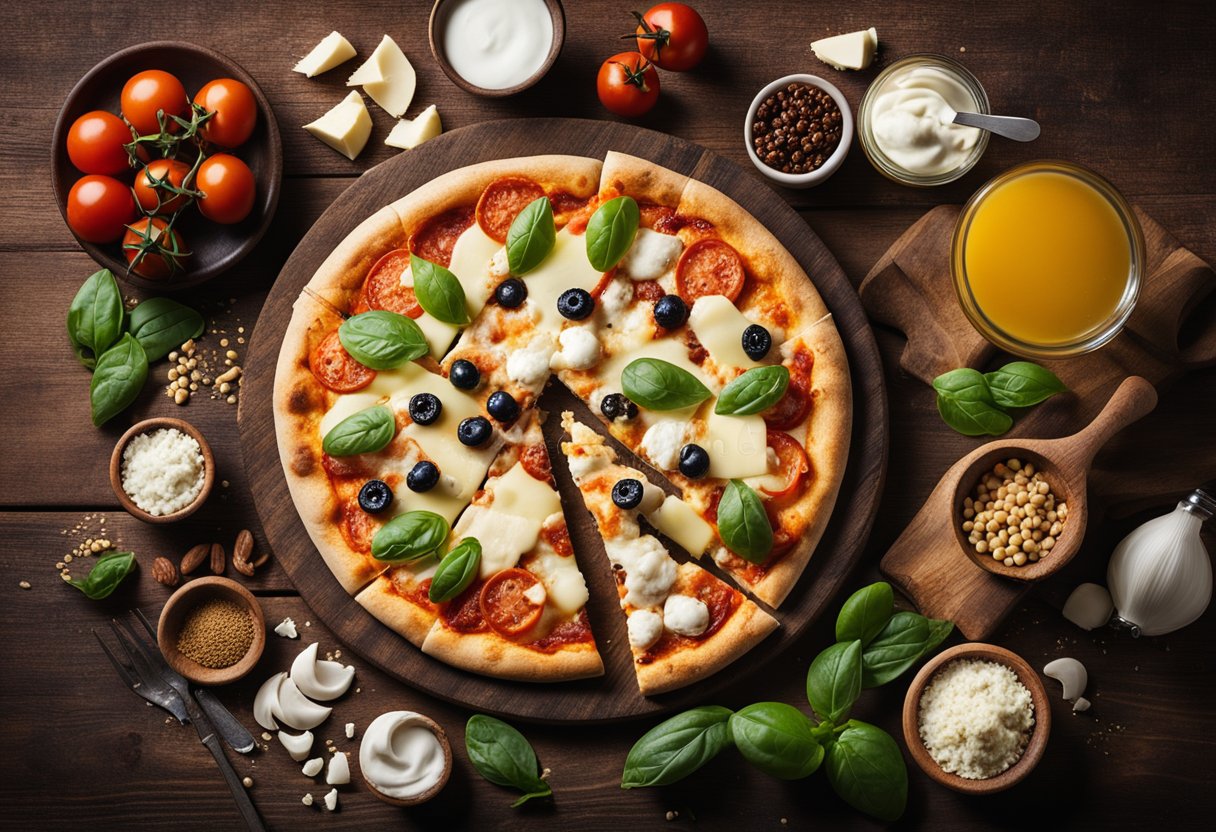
[239,118,887,723]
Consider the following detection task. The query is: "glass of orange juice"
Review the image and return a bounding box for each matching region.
[952,160,1144,358]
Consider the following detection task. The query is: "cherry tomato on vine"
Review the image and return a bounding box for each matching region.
[133,159,194,214]
[596,52,660,118]
[194,78,257,148]
[66,111,133,175]
[66,175,136,243]
[123,217,187,280]
[121,70,189,135]
[196,153,256,224]
[630,3,709,72]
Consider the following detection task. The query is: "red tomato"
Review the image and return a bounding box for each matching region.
[196,154,255,224]
[194,78,257,148]
[632,3,709,72]
[479,568,545,636]
[760,431,810,501]
[122,217,186,280]
[133,159,194,214]
[121,70,190,135]
[597,52,660,118]
[311,331,375,392]
[66,175,137,243]
[66,111,133,175]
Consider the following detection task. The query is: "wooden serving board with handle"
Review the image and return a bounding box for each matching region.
[862,204,1216,639]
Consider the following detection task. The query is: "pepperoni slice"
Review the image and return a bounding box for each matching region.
[763,382,811,430]
[761,431,810,501]
[549,191,590,227]
[476,177,546,243]
[409,206,474,267]
[675,238,746,303]
[311,330,375,393]
[634,279,665,302]
[479,568,545,636]
[363,249,422,318]
[342,500,377,552]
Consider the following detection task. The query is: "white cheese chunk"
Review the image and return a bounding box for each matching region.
[278,730,314,762]
[303,91,372,160]
[489,247,509,278]
[326,752,351,786]
[506,335,556,388]
[550,326,601,370]
[385,104,442,150]
[294,31,357,78]
[811,27,878,71]
[454,462,562,579]
[446,223,500,319]
[701,409,769,479]
[530,543,590,615]
[274,617,300,639]
[598,276,633,320]
[344,722,355,739]
[347,35,416,117]
[522,581,548,606]
[302,757,324,777]
[648,495,715,557]
[639,420,689,471]
[627,609,664,650]
[519,228,605,331]
[323,788,339,811]
[301,793,314,807]
[688,294,762,373]
[622,228,684,281]
[566,448,611,482]
[606,535,677,609]
[664,594,710,637]
[638,481,665,515]
[491,461,562,522]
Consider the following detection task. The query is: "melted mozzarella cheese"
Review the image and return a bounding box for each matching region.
[639,420,688,471]
[605,535,677,610]
[688,294,763,373]
[663,594,709,636]
[627,609,663,650]
[622,229,684,281]
[647,495,715,557]
[530,540,590,615]
[700,408,769,479]
[549,326,601,371]
[451,461,561,579]
[447,224,500,319]
[506,335,556,388]
[519,228,605,331]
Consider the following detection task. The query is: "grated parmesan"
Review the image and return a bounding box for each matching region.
[121,428,206,516]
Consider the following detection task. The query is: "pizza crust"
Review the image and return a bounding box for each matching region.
[600,151,689,207]
[353,572,438,648]
[420,621,605,683]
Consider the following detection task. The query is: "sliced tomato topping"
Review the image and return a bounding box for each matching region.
[763,382,810,430]
[766,502,798,558]
[363,249,423,318]
[311,330,375,393]
[409,206,474,267]
[476,177,546,243]
[676,238,745,303]
[761,431,810,501]
[519,442,553,483]
[479,568,545,636]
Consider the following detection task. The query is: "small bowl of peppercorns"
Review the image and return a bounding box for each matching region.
[745,74,853,188]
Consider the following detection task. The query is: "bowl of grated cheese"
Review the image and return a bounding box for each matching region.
[110,417,215,523]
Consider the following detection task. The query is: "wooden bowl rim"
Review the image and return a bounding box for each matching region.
[428,0,566,98]
[109,417,216,523]
[50,39,283,290]
[901,642,1051,795]
[156,576,266,686]
[360,713,453,806]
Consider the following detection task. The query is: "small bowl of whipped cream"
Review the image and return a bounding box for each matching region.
[429,0,565,97]
[859,54,991,187]
[360,711,453,806]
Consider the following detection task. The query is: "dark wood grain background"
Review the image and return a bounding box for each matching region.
[2,1,1213,829]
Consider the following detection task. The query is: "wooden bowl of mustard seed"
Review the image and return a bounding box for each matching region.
[157,576,265,685]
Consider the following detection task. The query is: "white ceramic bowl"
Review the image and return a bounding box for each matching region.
[744,74,853,189]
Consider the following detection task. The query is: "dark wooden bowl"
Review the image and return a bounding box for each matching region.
[109,417,215,523]
[429,0,565,97]
[902,643,1051,795]
[156,576,266,686]
[51,41,282,291]
[361,714,453,806]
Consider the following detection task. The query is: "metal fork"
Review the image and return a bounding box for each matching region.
[94,626,189,724]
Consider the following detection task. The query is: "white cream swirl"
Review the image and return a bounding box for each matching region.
[360,711,448,800]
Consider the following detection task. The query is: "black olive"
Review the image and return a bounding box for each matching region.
[408,393,442,425]
[457,416,493,447]
[494,277,527,309]
[742,324,773,361]
[600,392,639,422]
[406,461,440,493]
[612,478,644,509]
[358,479,393,513]
[653,294,689,330]
[679,444,710,479]
[486,390,520,423]
[448,359,481,390]
[557,288,594,320]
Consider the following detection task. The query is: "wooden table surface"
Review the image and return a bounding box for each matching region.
[3,1,1214,829]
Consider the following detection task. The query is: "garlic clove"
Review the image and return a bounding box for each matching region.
[278,729,314,762]
[1073,697,1092,712]
[291,642,356,702]
[324,788,339,811]
[274,617,299,639]
[277,678,333,730]
[1043,657,1088,701]
[253,672,287,730]
[302,757,324,777]
[327,751,351,785]
[1062,583,1113,630]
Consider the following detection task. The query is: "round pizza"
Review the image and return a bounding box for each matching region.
[273,152,852,693]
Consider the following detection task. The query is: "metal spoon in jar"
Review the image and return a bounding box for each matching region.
[952,111,1041,142]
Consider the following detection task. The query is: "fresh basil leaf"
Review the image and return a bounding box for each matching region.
[506,196,556,276]
[714,366,790,416]
[823,720,907,822]
[984,361,1067,409]
[807,639,862,724]
[67,269,124,369]
[67,551,136,600]
[410,253,469,325]
[126,297,204,362]
[321,405,396,457]
[860,611,930,688]
[428,538,482,603]
[90,334,148,427]
[717,480,773,563]
[465,715,552,807]
[585,196,640,271]
[621,358,711,411]
[728,702,822,780]
[932,367,1012,436]
[835,582,894,646]
[921,617,954,659]
[371,510,449,563]
[338,310,428,369]
[621,706,733,789]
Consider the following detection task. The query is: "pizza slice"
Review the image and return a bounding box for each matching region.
[560,412,777,696]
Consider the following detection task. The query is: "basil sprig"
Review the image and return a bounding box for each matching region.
[90,334,149,427]
[465,715,553,807]
[428,538,482,603]
[823,720,908,823]
[410,253,469,324]
[585,196,640,271]
[127,297,204,362]
[321,405,396,457]
[715,366,790,416]
[984,361,1067,408]
[933,362,1066,436]
[834,581,893,645]
[371,510,449,563]
[716,480,772,563]
[806,640,862,725]
[621,358,711,411]
[67,269,124,369]
[339,310,428,369]
[621,706,733,789]
[67,550,137,600]
[729,703,823,780]
[506,196,556,276]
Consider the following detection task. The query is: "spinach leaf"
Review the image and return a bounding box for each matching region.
[728,703,822,780]
[67,551,136,600]
[585,196,640,272]
[371,510,449,563]
[127,297,204,362]
[835,582,894,646]
[621,357,711,411]
[338,310,428,369]
[823,720,907,822]
[428,538,482,603]
[465,715,552,807]
[506,196,556,276]
[321,405,396,457]
[716,480,772,564]
[621,706,733,789]
[67,269,124,369]
[90,334,148,426]
[860,611,930,688]
[807,639,862,724]
[984,361,1067,409]
[933,368,1012,436]
[714,365,790,416]
[410,253,469,325]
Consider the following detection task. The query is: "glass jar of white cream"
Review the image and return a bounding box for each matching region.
[859,54,991,186]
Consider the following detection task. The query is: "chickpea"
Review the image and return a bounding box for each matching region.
[1013,552,1028,566]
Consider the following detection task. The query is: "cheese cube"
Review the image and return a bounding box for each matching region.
[810,27,878,71]
[648,495,715,557]
[303,91,373,160]
[386,104,442,150]
[347,34,416,117]
[293,32,357,78]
